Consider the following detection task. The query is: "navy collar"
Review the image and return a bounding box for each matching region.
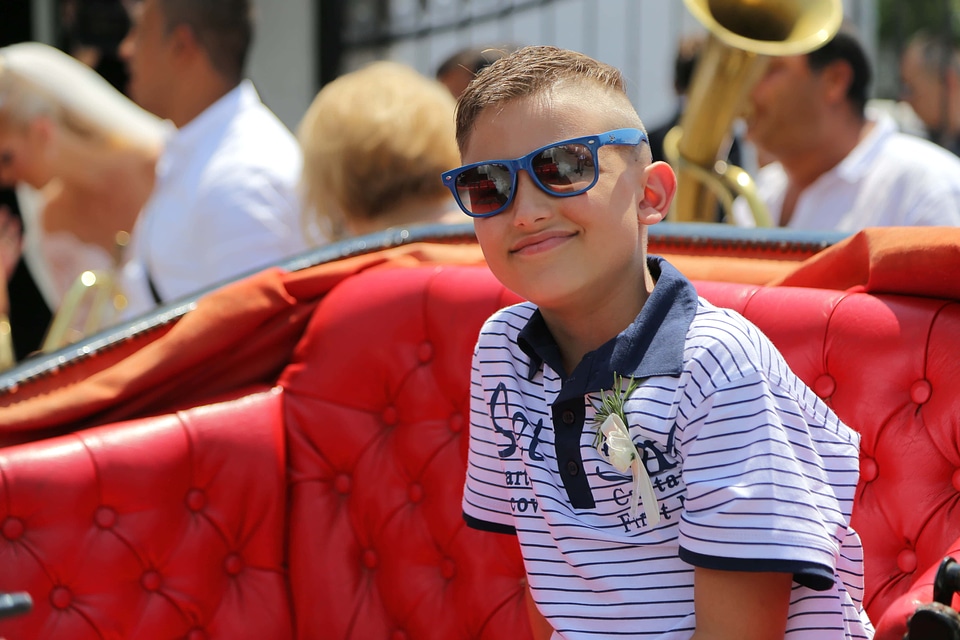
[516,256,698,402]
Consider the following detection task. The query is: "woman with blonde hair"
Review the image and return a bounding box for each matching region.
[0,41,164,324]
[297,61,463,241]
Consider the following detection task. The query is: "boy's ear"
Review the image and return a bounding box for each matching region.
[638,161,676,224]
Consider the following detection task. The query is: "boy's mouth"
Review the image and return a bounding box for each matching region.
[509,230,575,255]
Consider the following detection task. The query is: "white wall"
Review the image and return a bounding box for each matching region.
[247,0,316,132]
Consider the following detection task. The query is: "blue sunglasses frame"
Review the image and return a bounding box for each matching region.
[441,128,646,218]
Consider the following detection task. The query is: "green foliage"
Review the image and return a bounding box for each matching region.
[878,0,960,46]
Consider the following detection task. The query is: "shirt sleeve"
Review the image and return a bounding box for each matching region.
[462,335,518,535]
[675,368,857,591]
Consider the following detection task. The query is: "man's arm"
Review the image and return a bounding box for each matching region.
[691,566,792,640]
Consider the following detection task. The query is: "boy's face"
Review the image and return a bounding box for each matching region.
[462,90,667,311]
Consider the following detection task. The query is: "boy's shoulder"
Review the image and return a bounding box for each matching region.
[478,301,538,337]
[685,297,795,387]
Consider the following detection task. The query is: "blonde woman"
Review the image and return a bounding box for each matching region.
[298,61,464,242]
[0,42,164,313]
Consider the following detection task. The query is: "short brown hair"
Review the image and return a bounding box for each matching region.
[455,45,641,150]
[159,0,252,83]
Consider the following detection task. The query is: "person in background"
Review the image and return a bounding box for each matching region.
[648,33,744,222]
[298,61,463,241]
[436,45,514,98]
[118,0,308,317]
[900,30,960,155]
[59,0,132,94]
[647,33,744,167]
[733,25,960,230]
[0,42,163,325]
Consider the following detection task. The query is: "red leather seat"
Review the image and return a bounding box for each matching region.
[0,388,290,639]
[1,250,958,639]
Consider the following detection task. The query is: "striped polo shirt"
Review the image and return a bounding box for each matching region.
[462,257,874,639]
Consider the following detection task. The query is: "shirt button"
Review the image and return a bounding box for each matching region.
[566,460,580,476]
[561,410,575,424]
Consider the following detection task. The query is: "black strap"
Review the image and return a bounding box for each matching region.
[146,270,163,305]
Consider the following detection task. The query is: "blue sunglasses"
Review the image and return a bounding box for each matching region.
[441,128,646,218]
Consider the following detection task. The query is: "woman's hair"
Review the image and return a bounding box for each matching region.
[455,45,643,151]
[0,42,163,148]
[297,61,460,240]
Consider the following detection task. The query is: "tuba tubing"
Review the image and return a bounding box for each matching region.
[669,0,843,224]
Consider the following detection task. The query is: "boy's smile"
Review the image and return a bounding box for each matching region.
[508,228,577,255]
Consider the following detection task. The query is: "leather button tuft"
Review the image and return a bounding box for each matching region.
[50,586,72,609]
[910,379,932,405]
[141,570,162,592]
[382,407,399,426]
[2,517,24,540]
[860,458,878,482]
[418,342,433,363]
[334,474,352,495]
[897,549,917,573]
[441,558,457,580]
[95,506,116,529]
[813,374,836,398]
[561,410,575,425]
[224,553,243,576]
[363,549,378,569]
[952,469,960,493]
[566,460,580,476]
[408,483,423,503]
[449,414,464,433]
[186,489,206,512]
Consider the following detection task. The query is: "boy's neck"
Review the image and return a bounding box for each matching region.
[543,262,656,376]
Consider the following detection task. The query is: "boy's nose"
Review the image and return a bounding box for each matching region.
[509,171,552,226]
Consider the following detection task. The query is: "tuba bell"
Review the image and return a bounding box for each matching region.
[667,0,843,225]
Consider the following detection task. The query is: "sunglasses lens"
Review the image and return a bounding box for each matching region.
[455,163,513,216]
[532,143,595,192]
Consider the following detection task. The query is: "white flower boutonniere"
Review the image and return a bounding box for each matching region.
[592,374,660,526]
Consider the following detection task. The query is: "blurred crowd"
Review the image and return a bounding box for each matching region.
[1,0,959,364]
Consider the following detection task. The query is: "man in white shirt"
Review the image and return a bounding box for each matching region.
[733,26,960,231]
[117,0,308,316]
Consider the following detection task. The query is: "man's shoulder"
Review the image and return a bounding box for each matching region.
[220,102,299,159]
[880,131,960,173]
[199,105,301,186]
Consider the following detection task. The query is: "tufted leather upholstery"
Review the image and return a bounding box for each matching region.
[0,388,290,639]
[1,255,958,639]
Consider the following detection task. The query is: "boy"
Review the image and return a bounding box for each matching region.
[446,45,874,639]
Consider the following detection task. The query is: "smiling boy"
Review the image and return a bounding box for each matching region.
[449,46,873,639]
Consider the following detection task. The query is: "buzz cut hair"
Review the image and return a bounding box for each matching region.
[159,0,253,83]
[454,45,644,152]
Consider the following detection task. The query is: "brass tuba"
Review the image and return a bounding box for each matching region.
[667,0,843,224]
